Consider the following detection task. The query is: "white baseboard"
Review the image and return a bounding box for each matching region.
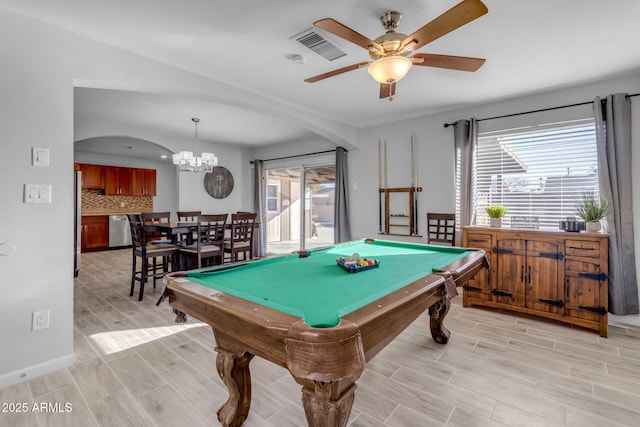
[0,353,76,390]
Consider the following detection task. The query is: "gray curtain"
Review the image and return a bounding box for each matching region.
[252,159,266,257]
[453,118,478,246]
[594,94,639,315]
[334,146,352,242]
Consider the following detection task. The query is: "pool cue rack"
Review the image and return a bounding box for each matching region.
[377,135,422,237]
[379,186,423,236]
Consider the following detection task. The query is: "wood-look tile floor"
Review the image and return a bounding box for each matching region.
[2,249,640,426]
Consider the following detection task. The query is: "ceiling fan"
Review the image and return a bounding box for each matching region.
[304,0,488,100]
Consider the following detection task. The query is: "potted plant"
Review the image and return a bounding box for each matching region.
[576,191,611,232]
[486,205,508,228]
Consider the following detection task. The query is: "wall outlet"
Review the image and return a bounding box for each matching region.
[120,202,125,207]
[32,310,50,331]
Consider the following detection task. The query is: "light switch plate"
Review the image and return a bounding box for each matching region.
[24,184,52,204]
[32,147,50,166]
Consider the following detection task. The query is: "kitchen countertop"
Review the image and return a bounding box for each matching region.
[82,210,142,216]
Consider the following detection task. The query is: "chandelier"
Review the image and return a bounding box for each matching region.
[172,117,218,173]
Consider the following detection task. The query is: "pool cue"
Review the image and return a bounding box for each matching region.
[410,135,415,234]
[412,134,419,235]
[384,140,388,233]
[411,136,415,189]
[384,140,388,190]
[378,139,383,233]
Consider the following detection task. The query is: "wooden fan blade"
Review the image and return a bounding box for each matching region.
[400,0,488,52]
[314,18,383,52]
[304,62,370,83]
[380,82,396,99]
[412,53,485,72]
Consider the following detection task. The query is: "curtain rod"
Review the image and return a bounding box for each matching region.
[250,149,338,164]
[443,92,640,128]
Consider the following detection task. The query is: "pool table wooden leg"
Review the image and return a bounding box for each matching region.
[300,381,356,427]
[429,288,453,344]
[286,319,364,426]
[215,349,254,427]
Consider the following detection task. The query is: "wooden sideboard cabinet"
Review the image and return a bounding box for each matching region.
[462,226,609,337]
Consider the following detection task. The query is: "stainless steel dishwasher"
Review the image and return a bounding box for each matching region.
[109,215,132,247]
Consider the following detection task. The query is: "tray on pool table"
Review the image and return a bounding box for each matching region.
[336,257,380,273]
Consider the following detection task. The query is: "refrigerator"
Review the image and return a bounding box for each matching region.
[74,170,81,277]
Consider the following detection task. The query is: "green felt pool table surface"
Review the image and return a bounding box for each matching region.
[186,239,472,327]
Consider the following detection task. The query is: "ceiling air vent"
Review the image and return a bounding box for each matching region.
[294,29,347,61]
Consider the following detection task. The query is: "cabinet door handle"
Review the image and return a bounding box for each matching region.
[528,265,532,284]
[539,298,565,308]
[578,305,607,315]
[578,272,608,281]
[492,289,513,297]
[520,265,524,282]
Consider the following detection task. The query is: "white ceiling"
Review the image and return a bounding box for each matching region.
[4,0,640,158]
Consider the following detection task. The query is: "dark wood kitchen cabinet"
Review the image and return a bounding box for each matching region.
[81,215,109,251]
[79,164,105,189]
[105,166,133,196]
[131,168,156,196]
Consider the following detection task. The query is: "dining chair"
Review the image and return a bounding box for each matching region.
[127,214,179,301]
[176,210,201,243]
[140,211,172,244]
[224,212,257,262]
[177,210,201,222]
[140,211,175,271]
[426,213,456,246]
[179,213,227,269]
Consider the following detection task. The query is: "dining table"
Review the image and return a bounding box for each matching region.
[142,220,261,257]
[143,221,198,246]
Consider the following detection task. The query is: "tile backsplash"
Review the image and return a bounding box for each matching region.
[82,189,153,214]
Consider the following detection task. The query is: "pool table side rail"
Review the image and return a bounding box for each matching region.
[432,248,489,285]
[162,268,452,370]
[162,275,296,367]
[342,273,449,361]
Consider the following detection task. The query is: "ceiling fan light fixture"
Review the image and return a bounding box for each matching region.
[367,56,412,84]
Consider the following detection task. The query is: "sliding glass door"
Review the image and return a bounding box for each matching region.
[266,165,335,255]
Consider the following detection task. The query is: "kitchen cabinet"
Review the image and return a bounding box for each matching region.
[132,168,156,196]
[81,215,109,251]
[79,163,105,189]
[105,166,133,196]
[78,164,154,196]
[462,227,609,336]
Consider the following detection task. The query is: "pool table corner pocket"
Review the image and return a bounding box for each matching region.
[285,319,365,427]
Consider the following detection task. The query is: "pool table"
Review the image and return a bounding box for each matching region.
[160,238,487,427]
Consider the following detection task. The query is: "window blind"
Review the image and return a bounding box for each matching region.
[473,118,598,229]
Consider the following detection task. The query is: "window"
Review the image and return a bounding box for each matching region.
[267,183,279,213]
[472,119,598,229]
